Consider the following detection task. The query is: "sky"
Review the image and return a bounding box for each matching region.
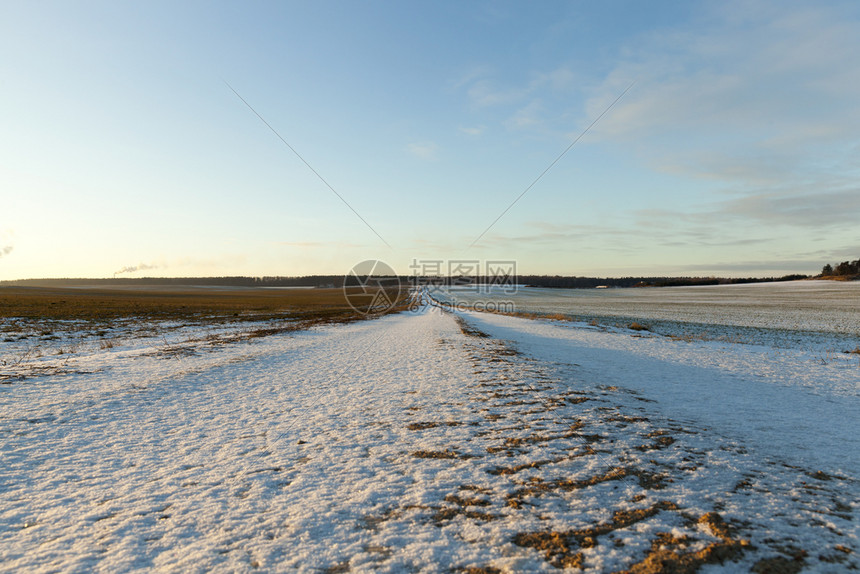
[1,0,859,279]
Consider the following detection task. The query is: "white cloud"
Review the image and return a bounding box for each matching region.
[407,141,438,160]
[719,188,860,228]
[458,125,485,136]
[440,3,860,275]
[454,65,586,141]
[566,0,860,253]
[506,100,545,130]
[459,66,580,110]
[467,79,527,107]
[630,183,860,241]
[586,1,860,164]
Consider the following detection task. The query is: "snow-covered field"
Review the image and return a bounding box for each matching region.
[440,280,860,352]
[1,296,857,572]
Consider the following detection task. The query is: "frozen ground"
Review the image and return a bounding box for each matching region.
[439,280,860,352]
[0,298,857,572]
[461,310,860,477]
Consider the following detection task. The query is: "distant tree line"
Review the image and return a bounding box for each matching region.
[0,276,346,288]
[517,276,647,289]
[516,274,808,289]
[821,258,860,277]
[1,273,814,290]
[407,274,809,288]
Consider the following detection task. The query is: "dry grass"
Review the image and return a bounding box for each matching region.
[411,449,477,460]
[0,285,406,324]
[1,285,408,383]
[484,309,570,322]
[514,506,752,572]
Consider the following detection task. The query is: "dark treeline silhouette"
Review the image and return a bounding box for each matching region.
[1,274,812,289]
[516,274,809,288]
[821,258,860,278]
[0,276,345,288]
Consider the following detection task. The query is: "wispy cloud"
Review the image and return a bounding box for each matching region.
[470,221,640,254]
[671,259,825,274]
[466,78,528,107]
[586,2,860,178]
[0,244,13,258]
[553,0,860,263]
[506,100,545,130]
[114,263,159,276]
[461,66,579,108]
[407,141,438,160]
[635,186,860,231]
[720,188,860,228]
[458,125,485,136]
[456,66,581,135]
[450,65,494,91]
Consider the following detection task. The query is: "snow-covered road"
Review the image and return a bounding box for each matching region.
[1,305,857,572]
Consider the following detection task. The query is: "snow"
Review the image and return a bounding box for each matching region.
[1,297,857,572]
[460,310,860,476]
[438,280,860,352]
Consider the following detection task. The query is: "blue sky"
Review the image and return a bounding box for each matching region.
[1,0,858,279]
